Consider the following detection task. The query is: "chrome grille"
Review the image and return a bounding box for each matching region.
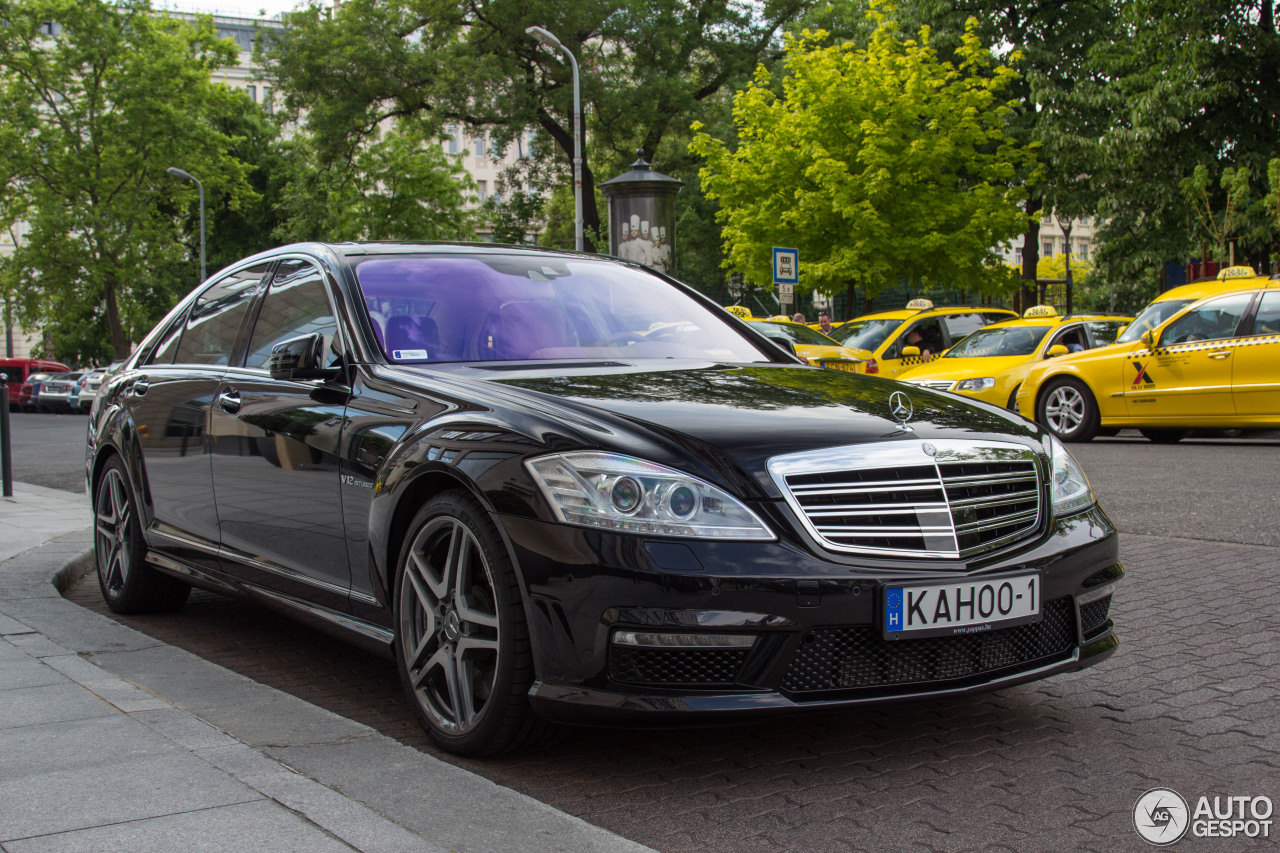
[906,379,955,392]
[769,440,1043,559]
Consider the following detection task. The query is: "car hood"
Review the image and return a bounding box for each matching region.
[477,362,1042,498]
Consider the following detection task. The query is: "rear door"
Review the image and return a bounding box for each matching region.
[124,263,269,570]
[1233,289,1280,417]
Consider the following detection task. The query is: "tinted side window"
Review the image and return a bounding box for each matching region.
[1249,291,1280,335]
[146,311,189,365]
[174,264,271,365]
[942,313,986,343]
[1083,320,1126,348]
[244,260,341,370]
[1162,292,1254,344]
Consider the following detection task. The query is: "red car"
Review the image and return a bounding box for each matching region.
[1,358,71,411]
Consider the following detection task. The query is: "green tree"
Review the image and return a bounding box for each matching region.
[257,0,812,252]
[277,120,480,242]
[0,0,254,360]
[689,10,1033,303]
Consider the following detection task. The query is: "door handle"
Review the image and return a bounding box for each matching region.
[217,389,242,414]
[1208,350,1231,360]
[131,378,149,396]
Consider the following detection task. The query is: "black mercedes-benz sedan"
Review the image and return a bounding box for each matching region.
[85,243,1121,756]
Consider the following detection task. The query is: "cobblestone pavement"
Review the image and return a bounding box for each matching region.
[66,529,1280,853]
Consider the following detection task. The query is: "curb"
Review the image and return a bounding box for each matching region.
[3,533,656,853]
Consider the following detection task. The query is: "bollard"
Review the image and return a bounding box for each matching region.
[0,378,11,497]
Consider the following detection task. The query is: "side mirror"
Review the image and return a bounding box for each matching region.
[268,333,339,381]
[1046,344,1069,358]
[1115,324,1128,338]
[901,345,921,357]
[1141,330,1157,351]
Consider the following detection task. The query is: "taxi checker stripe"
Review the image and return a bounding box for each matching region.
[1154,333,1280,356]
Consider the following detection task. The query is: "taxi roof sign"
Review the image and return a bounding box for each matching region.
[723,304,753,319]
[905,298,934,310]
[1218,265,1257,280]
[1023,304,1059,318]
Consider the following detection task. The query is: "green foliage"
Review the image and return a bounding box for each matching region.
[258,0,814,249]
[277,120,480,243]
[1180,164,1252,263]
[0,0,254,359]
[689,8,1034,300]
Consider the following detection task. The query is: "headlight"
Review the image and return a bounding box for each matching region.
[955,377,996,391]
[1048,435,1095,516]
[526,452,775,540]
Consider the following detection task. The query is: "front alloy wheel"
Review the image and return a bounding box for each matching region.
[395,492,549,755]
[1037,379,1099,442]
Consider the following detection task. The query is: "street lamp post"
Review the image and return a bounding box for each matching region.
[166,167,206,282]
[525,25,583,252]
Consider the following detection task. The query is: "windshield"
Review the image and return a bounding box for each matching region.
[945,325,1052,358]
[830,318,901,351]
[354,254,772,364]
[1116,299,1196,343]
[751,321,840,346]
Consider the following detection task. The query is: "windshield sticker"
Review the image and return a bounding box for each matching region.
[392,349,429,360]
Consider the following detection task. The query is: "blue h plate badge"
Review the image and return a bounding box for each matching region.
[883,572,1042,640]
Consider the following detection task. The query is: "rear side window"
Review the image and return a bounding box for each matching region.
[146,312,188,365]
[1250,291,1280,335]
[942,313,988,343]
[244,260,341,370]
[174,264,272,366]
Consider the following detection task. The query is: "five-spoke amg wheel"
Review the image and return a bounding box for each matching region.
[1037,378,1100,442]
[395,492,549,756]
[94,457,190,613]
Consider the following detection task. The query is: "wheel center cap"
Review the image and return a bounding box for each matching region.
[444,610,461,643]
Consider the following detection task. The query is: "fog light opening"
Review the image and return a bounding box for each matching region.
[611,631,756,649]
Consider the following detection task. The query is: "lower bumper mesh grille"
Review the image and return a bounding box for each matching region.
[610,646,750,687]
[1079,594,1113,636]
[782,597,1075,694]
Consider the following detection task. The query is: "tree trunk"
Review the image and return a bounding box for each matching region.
[104,272,130,359]
[1022,196,1043,313]
[844,280,855,322]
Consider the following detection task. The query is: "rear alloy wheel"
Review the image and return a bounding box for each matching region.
[94,457,190,614]
[395,492,550,756]
[1037,378,1100,442]
[1140,428,1192,444]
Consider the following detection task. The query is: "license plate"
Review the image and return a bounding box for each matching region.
[821,360,860,373]
[882,573,1041,639]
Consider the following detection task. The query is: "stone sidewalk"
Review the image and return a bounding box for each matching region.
[0,482,653,853]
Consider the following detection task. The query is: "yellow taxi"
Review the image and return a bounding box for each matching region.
[742,315,867,373]
[898,306,1134,409]
[1016,266,1280,442]
[827,299,1017,377]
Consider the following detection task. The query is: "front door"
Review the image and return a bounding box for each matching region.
[209,258,353,611]
[1125,292,1253,421]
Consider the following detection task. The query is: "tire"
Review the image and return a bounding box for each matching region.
[1036,378,1100,442]
[94,456,191,614]
[394,491,552,756]
[1006,387,1020,411]
[1140,428,1192,444]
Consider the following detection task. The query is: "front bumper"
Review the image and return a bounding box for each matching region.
[502,503,1122,725]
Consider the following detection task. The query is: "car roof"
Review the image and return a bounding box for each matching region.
[846,305,1018,322]
[983,313,1133,330]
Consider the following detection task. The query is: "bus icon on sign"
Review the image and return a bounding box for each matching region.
[773,247,798,285]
